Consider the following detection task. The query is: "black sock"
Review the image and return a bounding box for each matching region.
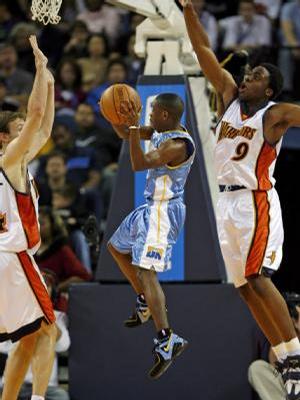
[137,294,146,304]
[157,328,172,341]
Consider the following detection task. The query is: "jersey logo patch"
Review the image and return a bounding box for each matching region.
[146,246,163,260]
[218,121,257,142]
[0,212,8,233]
[267,251,276,265]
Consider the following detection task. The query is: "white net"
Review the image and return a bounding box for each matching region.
[31,0,63,25]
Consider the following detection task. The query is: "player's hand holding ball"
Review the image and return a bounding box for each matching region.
[99,84,142,127]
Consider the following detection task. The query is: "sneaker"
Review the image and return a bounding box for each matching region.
[148,332,188,380]
[279,356,300,400]
[124,296,152,328]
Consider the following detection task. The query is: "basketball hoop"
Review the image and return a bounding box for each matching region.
[31,0,63,25]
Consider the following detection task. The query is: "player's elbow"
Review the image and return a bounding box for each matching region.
[131,162,144,172]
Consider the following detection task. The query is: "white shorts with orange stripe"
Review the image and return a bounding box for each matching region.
[0,250,55,342]
[217,188,284,288]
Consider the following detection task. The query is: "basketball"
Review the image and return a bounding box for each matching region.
[99,84,142,125]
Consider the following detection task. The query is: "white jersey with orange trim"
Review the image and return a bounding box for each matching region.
[215,99,282,190]
[0,169,40,254]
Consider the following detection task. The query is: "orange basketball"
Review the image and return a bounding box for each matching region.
[99,84,142,125]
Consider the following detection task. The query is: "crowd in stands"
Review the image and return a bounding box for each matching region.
[0,0,299,397]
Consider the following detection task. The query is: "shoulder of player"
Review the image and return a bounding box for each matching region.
[265,102,298,125]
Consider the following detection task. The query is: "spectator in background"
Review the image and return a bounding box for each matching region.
[0,1,21,42]
[279,0,300,100]
[220,0,271,54]
[0,42,33,109]
[55,58,86,115]
[74,102,121,167]
[9,22,37,73]
[38,151,69,207]
[0,271,70,400]
[63,20,89,59]
[193,0,218,51]
[77,0,121,46]
[254,0,281,21]
[35,207,92,299]
[248,293,300,400]
[77,33,109,92]
[86,59,128,127]
[0,77,19,111]
[50,121,103,190]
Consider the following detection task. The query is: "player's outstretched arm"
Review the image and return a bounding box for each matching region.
[4,35,48,166]
[180,0,237,105]
[264,102,300,143]
[25,69,55,162]
[129,127,187,172]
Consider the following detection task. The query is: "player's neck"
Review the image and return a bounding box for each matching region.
[160,123,182,133]
[241,98,269,117]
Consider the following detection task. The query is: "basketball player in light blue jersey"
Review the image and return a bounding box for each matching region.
[107,93,195,379]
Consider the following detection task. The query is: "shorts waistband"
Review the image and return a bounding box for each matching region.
[219,185,247,193]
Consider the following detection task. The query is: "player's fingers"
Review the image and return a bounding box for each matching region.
[120,101,129,114]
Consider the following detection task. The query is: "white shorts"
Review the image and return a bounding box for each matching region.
[217,188,284,288]
[0,250,55,342]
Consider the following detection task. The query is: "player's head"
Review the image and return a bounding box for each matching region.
[150,93,184,132]
[0,111,25,149]
[238,63,283,102]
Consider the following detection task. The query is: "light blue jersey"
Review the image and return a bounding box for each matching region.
[109,130,195,272]
[144,130,195,203]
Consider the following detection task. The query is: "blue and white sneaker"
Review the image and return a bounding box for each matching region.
[148,332,188,379]
[277,356,300,400]
[124,296,152,328]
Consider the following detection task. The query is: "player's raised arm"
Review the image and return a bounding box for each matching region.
[3,35,48,166]
[128,126,187,172]
[25,69,55,162]
[180,0,237,104]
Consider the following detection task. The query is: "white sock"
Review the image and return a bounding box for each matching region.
[272,342,288,362]
[31,396,44,400]
[285,337,300,357]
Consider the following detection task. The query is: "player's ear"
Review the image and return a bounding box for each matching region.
[265,88,273,98]
[162,110,169,120]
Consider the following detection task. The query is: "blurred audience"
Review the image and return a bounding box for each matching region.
[220,0,272,54]
[77,33,109,91]
[279,0,300,100]
[193,0,218,51]
[74,102,121,167]
[35,207,92,301]
[0,42,33,108]
[55,58,86,115]
[63,20,89,59]
[77,0,121,46]
[9,22,37,73]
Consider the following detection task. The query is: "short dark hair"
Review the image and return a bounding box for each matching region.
[260,63,284,100]
[0,111,25,133]
[155,93,184,121]
[283,292,300,320]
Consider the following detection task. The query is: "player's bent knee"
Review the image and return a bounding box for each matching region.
[247,274,270,295]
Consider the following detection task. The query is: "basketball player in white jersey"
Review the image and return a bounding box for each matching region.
[181,1,300,399]
[0,36,57,400]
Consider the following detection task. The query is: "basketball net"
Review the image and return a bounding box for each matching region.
[31,0,62,25]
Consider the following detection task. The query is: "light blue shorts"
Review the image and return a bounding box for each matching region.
[109,200,185,272]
